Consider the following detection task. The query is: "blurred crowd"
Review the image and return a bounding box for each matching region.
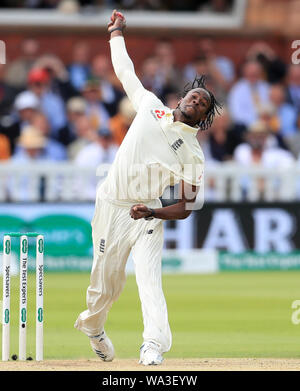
[0,37,300,198]
[0,0,233,13]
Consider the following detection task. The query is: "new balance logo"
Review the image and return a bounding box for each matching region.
[95,349,106,359]
[99,239,105,253]
[171,138,183,151]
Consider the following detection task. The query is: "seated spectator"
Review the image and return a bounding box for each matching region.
[12,125,61,161]
[13,123,66,161]
[228,60,270,127]
[9,125,56,201]
[233,120,294,199]
[33,54,78,101]
[4,38,40,90]
[30,112,67,160]
[75,127,118,200]
[81,78,111,133]
[26,67,67,136]
[109,97,135,146]
[140,56,166,99]
[184,37,235,91]
[91,54,123,116]
[68,41,91,92]
[154,40,182,98]
[197,107,243,163]
[75,127,117,167]
[257,104,288,150]
[234,120,293,166]
[267,84,297,137]
[67,114,96,160]
[286,64,300,113]
[246,41,287,84]
[205,107,232,162]
[57,96,87,146]
[0,90,40,153]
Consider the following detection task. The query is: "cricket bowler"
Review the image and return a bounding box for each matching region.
[75,9,220,365]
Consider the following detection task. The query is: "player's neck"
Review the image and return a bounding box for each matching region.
[173,107,196,127]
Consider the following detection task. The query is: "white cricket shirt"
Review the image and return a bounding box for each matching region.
[98,36,204,205]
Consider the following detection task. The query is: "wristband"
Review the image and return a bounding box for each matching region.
[109,27,124,34]
[144,208,155,221]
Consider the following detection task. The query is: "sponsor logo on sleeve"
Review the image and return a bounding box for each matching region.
[171,138,184,152]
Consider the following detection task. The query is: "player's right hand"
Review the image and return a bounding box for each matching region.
[108,9,126,33]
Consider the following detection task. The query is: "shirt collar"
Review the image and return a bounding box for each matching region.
[168,109,199,135]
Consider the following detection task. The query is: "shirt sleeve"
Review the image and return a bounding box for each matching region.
[110,36,161,111]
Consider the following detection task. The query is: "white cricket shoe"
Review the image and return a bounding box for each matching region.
[139,341,163,365]
[89,331,115,362]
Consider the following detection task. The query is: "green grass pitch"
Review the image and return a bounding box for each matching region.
[1,271,300,359]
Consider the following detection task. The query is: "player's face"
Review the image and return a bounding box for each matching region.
[178,88,211,126]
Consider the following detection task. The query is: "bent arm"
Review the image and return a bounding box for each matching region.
[130,181,199,221]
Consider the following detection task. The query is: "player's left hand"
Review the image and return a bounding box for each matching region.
[130,204,151,220]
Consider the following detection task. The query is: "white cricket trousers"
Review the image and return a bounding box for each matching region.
[74,198,172,354]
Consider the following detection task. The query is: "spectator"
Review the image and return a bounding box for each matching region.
[197,107,242,162]
[184,38,235,90]
[228,60,270,127]
[75,127,117,167]
[81,78,111,133]
[27,67,67,135]
[233,120,294,198]
[67,114,96,159]
[140,56,166,99]
[246,41,286,84]
[205,107,232,162]
[268,84,297,137]
[13,125,56,161]
[9,125,52,201]
[75,127,118,199]
[68,41,91,91]
[57,96,87,146]
[286,64,300,113]
[30,112,67,160]
[0,90,40,154]
[154,40,182,97]
[33,54,78,101]
[109,97,135,146]
[4,38,39,90]
[91,54,123,116]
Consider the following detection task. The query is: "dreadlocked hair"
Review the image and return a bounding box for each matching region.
[182,75,222,131]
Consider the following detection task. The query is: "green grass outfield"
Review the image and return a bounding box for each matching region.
[1,271,300,359]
